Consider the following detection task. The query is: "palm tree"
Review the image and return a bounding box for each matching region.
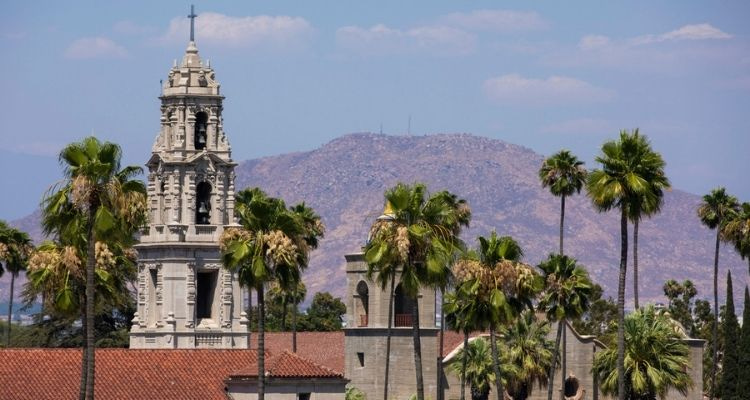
[500,311,556,400]
[444,288,480,400]
[622,136,669,310]
[723,202,750,274]
[538,254,592,400]
[44,136,146,400]
[592,305,692,399]
[450,233,542,400]
[0,221,33,347]
[447,337,500,400]
[539,150,587,255]
[697,186,739,399]
[587,129,660,400]
[267,280,307,351]
[365,182,470,400]
[220,187,318,400]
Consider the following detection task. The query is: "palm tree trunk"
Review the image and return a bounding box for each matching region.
[79,302,88,400]
[460,331,468,400]
[281,297,287,331]
[85,207,96,400]
[633,219,640,310]
[547,318,564,400]
[616,208,628,400]
[560,194,566,256]
[257,286,265,400]
[292,301,298,353]
[710,228,720,400]
[412,294,425,400]
[383,273,395,400]
[438,290,445,400]
[490,325,505,400]
[6,272,15,346]
[247,288,252,348]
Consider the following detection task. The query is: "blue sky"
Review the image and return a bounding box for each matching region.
[1,1,748,220]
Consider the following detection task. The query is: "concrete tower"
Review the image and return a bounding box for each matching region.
[344,208,439,399]
[129,19,249,348]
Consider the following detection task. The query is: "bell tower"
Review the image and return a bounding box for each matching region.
[130,6,249,349]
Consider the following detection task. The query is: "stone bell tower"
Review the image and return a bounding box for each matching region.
[344,208,439,399]
[129,8,249,349]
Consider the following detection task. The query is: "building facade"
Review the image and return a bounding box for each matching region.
[129,37,249,349]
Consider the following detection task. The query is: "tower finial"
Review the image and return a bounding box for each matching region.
[188,5,197,42]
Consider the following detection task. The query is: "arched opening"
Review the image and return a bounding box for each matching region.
[356,280,369,327]
[394,284,414,327]
[564,375,583,399]
[196,181,212,224]
[194,111,208,150]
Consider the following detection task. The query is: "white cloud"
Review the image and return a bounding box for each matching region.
[440,9,547,32]
[64,37,128,59]
[540,118,613,134]
[483,74,614,106]
[578,35,611,51]
[336,24,476,56]
[632,23,732,45]
[160,12,313,47]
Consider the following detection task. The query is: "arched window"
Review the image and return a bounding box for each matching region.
[356,281,369,327]
[194,111,208,150]
[196,181,212,224]
[394,284,414,327]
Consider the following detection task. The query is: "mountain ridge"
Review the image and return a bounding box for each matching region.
[4,132,747,308]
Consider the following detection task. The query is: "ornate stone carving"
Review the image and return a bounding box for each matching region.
[186,262,196,328]
[221,269,232,328]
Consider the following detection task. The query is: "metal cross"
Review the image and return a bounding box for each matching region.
[188,5,197,42]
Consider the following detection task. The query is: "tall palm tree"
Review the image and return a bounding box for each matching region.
[220,187,319,400]
[0,221,33,347]
[444,288,480,400]
[365,182,470,400]
[587,129,659,400]
[45,136,146,400]
[450,233,542,400]
[538,254,592,400]
[539,150,587,255]
[697,186,739,399]
[268,280,306,350]
[500,311,556,400]
[622,136,669,310]
[723,202,750,274]
[592,305,692,399]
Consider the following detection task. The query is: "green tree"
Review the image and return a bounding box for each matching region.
[571,283,617,338]
[624,137,669,310]
[0,221,33,346]
[500,311,556,400]
[365,183,470,400]
[44,137,146,400]
[220,187,318,400]
[444,288,479,400]
[537,254,592,400]
[737,286,750,398]
[449,233,541,400]
[587,129,664,400]
[723,202,750,274]
[697,186,739,398]
[592,305,692,400]
[718,272,739,399]
[268,280,306,350]
[662,279,697,335]
[299,291,346,331]
[447,338,498,400]
[539,150,587,255]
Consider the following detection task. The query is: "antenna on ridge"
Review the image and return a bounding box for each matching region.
[379,123,383,135]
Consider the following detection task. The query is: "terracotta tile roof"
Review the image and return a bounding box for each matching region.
[230,350,343,379]
[260,331,345,373]
[0,348,256,400]
[439,330,487,357]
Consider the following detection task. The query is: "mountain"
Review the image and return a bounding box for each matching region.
[4,133,747,308]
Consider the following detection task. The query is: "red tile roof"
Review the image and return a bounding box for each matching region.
[260,331,345,373]
[230,350,343,379]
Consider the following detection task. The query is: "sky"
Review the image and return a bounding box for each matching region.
[1,1,749,220]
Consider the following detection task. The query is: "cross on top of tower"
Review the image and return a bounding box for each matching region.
[188,5,197,42]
